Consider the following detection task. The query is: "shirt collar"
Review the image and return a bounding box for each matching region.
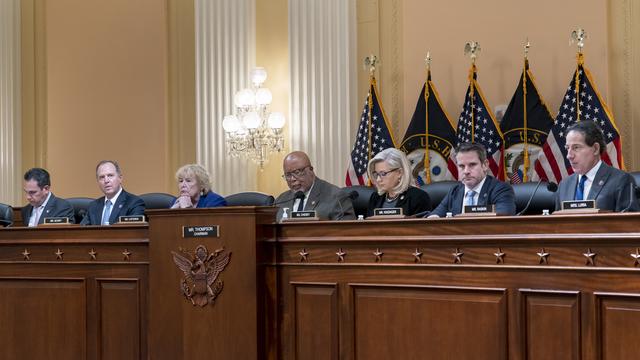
[582,160,602,182]
[106,187,123,204]
[465,176,487,194]
[39,192,52,209]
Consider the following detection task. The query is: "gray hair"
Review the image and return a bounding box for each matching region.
[367,148,412,195]
[175,164,212,193]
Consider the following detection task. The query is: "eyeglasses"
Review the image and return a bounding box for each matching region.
[371,168,399,180]
[282,166,310,180]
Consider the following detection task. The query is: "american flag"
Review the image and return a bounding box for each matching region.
[534,58,623,183]
[345,77,396,186]
[456,65,505,180]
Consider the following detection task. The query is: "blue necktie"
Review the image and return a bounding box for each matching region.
[575,175,588,200]
[465,190,476,206]
[101,200,112,225]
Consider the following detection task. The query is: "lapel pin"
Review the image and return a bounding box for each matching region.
[119,204,123,208]
[598,180,604,186]
[311,201,316,206]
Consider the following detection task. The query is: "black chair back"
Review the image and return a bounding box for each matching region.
[512,181,556,215]
[420,181,458,208]
[0,203,13,227]
[225,192,275,206]
[343,185,376,218]
[139,192,176,209]
[66,197,94,224]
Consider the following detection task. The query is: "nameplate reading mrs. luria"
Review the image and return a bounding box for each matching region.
[561,200,595,210]
[42,217,70,225]
[183,225,220,238]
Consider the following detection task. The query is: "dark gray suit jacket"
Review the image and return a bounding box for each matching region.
[275,178,355,221]
[21,193,75,225]
[80,189,146,225]
[430,176,516,217]
[555,163,639,212]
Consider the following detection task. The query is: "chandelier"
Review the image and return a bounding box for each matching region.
[222,67,285,168]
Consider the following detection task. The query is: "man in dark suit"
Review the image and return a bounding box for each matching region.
[22,168,75,226]
[275,151,355,221]
[80,160,145,225]
[555,121,638,212]
[428,142,515,217]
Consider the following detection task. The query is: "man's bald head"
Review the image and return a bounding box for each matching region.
[282,151,316,192]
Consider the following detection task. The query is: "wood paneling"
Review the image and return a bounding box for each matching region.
[0,278,86,359]
[351,285,507,360]
[596,293,640,360]
[98,279,142,360]
[521,289,581,360]
[292,282,338,359]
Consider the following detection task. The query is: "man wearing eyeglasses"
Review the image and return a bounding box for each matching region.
[21,167,75,226]
[428,142,515,218]
[275,151,355,221]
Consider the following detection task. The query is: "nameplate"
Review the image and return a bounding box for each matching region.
[373,208,404,217]
[292,210,317,219]
[458,204,496,217]
[463,204,495,213]
[42,217,70,225]
[118,215,146,223]
[561,200,595,210]
[182,225,219,238]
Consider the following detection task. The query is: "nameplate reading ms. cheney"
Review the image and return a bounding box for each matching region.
[183,225,220,238]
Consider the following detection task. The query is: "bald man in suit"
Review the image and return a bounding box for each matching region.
[275,151,355,221]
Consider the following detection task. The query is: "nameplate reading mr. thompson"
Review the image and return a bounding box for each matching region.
[182,225,220,238]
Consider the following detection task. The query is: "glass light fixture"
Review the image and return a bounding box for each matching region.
[222,67,285,168]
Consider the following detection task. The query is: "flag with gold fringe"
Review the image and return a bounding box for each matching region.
[456,63,506,180]
[400,69,458,185]
[345,76,397,186]
[500,58,554,184]
[534,53,624,183]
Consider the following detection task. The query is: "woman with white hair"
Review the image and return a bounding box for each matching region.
[171,164,227,208]
[366,148,431,217]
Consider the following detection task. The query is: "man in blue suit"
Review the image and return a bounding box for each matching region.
[22,167,75,226]
[428,142,515,218]
[555,121,638,212]
[80,160,145,225]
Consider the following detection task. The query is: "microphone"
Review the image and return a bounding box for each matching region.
[336,190,359,220]
[273,190,305,206]
[517,181,558,216]
[620,182,639,213]
[412,209,431,218]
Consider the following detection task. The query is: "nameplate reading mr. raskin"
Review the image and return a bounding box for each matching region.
[292,210,317,219]
[43,217,70,224]
[561,200,595,210]
[373,208,403,216]
[183,225,220,238]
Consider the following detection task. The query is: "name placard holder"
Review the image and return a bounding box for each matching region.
[283,211,319,222]
[40,217,71,226]
[117,215,147,224]
[182,225,220,238]
[554,200,604,214]
[457,204,496,217]
[368,208,405,220]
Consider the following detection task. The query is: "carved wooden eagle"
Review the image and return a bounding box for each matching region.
[171,245,232,307]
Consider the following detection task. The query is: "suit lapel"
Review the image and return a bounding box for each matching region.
[587,164,610,200]
[109,191,127,223]
[477,177,493,206]
[452,184,465,214]
[38,195,55,224]
[306,181,321,210]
